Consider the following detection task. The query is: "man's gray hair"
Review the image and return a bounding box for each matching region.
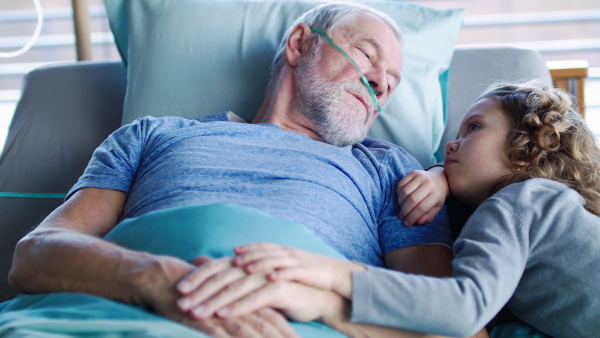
[267,2,402,91]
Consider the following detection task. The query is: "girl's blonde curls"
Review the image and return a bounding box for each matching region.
[481,81,600,216]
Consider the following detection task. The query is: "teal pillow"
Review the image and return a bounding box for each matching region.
[104,0,463,167]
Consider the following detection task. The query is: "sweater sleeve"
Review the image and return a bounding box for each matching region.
[351,197,530,337]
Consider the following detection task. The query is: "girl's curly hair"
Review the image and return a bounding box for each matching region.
[480,80,600,216]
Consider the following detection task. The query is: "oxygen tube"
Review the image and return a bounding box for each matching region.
[311,28,381,112]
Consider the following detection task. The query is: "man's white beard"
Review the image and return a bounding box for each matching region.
[295,52,376,147]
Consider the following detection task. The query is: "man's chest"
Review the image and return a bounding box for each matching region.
[130,133,385,219]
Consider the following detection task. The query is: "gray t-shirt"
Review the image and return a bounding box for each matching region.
[352,178,600,337]
[68,113,451,267]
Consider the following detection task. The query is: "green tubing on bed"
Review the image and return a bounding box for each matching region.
[0,192,67,198]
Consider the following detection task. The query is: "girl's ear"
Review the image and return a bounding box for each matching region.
[285,23,313,67]
[512,162,531,172]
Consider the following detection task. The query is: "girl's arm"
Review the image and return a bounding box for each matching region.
[174,247,488,338]
[225,199,528,337]
[234,243,366,298]
[397,167,449,226]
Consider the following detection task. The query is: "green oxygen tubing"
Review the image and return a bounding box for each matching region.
[311,28,381,112]
[0,192,67,198]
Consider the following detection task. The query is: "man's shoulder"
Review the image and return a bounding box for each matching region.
[134,112,230,125]
[353,137,422,169]
[122,112,232,134]
[355,137,406,155]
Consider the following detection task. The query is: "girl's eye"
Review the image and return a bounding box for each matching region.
[468,123,480,132]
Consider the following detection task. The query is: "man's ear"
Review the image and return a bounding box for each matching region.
[285,23,314,67]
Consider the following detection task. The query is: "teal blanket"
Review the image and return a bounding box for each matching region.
[0,204,347,337]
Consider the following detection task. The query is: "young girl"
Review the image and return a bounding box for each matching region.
[177,81,600,337]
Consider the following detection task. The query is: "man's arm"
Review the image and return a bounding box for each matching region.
[8,187,188,307]
[384,244,453,277]
[8,187,297,337]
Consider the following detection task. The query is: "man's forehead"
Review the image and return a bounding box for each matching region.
[346,30,380,46]
[335,17,400,50]
[337,20,402,63]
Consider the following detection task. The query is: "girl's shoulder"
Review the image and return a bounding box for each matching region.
[493,178,581,205]
[482,178,590,228]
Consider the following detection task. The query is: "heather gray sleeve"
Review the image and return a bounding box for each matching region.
[351,198,530,337]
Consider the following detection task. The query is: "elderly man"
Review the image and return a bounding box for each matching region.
[8,2,452,337]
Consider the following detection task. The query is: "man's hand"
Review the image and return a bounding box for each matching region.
[174,253,354,323]
[179,306,299,338]
[397,168,449,226]
[131,254,298,338]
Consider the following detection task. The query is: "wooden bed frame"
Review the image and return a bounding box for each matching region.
[548,60,588,116]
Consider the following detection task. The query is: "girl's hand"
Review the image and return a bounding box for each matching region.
[210,279,349,324]
[233,243,365,298]
[174,253,350,324]
[397,168,449,226]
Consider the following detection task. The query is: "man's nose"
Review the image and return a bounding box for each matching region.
[365,71,388,103]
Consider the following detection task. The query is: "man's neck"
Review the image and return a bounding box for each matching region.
[252,69,323,142]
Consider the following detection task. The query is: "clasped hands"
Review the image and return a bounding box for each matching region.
[174,244,365,326]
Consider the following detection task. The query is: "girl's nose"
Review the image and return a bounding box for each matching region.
[446,140,459,156]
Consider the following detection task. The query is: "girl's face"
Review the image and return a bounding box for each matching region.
[444,97,514,207]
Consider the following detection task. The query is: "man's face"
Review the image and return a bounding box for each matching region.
[295,14,403,147]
